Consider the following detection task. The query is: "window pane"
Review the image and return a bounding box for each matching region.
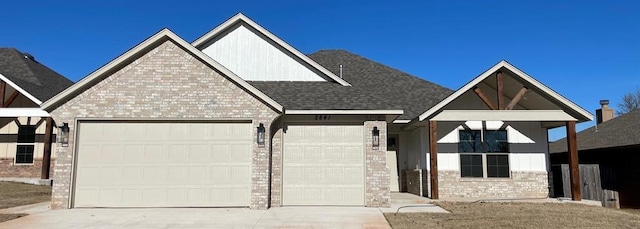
[487,154,509,177]
[460,154,483,177]
[17,126,36,143]
[15,145,34,164]
[485,130,508,152]
[459,130,482,153]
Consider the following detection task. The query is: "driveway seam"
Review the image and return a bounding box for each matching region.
[252,208,269,228]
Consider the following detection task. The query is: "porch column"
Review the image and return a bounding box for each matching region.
[41,117,54,179]
[566,121,581,201]
[429,121,439,199]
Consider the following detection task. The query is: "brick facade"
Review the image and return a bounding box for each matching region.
[48,40,279,209]
[0,158,55,178]
[438,170,549,198]
[364,120,390,207]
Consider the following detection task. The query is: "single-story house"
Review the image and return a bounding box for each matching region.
[42,13,592,210]
[550,102,640,208]
[0,48,73,180]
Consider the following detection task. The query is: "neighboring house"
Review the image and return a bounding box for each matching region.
[0,48,74,179]
[41,13,592,210]
[550,101,640,208]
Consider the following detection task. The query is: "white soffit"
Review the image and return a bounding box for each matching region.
[0,108,49,117]
[0,73,43,105]
[285,110,404,115]
[192,13,351,86]
[418,61,592,122]
[430,110,577,121]
[40,29,283,113]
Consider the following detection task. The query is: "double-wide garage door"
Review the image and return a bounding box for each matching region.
[73,121,252,208]
[283,125,365,206]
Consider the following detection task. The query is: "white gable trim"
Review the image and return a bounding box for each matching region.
[0,73,43,105]
[430,110,577,121]
[418,61,592,122]
[285,109,404,115]
[0,108,49,117]
[41,29,283,112]
[192,13,351,86]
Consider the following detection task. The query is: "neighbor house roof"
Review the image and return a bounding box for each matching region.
[0,48,73,104]
[550,109,640,153]
[306,50,454,120]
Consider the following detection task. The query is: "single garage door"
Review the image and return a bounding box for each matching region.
[73,121,252,208]
[283,125,364,205]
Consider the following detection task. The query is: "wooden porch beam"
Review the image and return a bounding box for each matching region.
[2,91,19,108]
[472,87,497,110]
[566,121,581,201]
[0,80,5,107]
[506,87,530,110]
[429,120,439,199]
[497,71,504,110]
[41,117,54,179]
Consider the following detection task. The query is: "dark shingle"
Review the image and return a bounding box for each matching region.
[549,109,640,153]
[249,81,402,110]
[0,48,74,102]
[307,50,453,119]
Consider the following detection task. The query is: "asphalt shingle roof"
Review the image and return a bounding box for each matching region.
[249,50,453,120]
[549,109,640,153]
[308,50,453,119]
[0,48,73,102]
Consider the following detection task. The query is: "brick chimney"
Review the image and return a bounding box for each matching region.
[596,100,614,124]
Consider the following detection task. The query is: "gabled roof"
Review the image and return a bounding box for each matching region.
[417,60,593,122]
[307,50,453,120]
[41,29,283,112]
[192,13,352,86]
[550,109,640,153]
[0,48,73,104]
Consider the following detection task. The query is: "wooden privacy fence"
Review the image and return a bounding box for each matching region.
[554,164,619,208]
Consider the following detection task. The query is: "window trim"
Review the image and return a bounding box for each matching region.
[458,127,510,179]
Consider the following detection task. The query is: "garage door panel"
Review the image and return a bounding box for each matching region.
[74,122,252,208]
[283,125,364,206]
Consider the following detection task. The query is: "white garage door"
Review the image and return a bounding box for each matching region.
[283,125,364,205]
[73,121,252,208]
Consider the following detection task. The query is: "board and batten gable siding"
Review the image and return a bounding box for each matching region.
[48,40,280,210]
[436,121,548,172]
[200,23,327,82]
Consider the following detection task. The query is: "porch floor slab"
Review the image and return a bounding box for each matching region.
[382,192,449,213]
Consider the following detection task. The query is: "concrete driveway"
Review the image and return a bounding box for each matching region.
[1,206,391,229]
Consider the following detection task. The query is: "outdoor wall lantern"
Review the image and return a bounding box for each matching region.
[372,126,380,149]
[58,122,70,147]
[257,123,265,147]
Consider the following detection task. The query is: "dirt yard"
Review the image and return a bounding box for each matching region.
[0,181,52,223]
[385,202,640,229]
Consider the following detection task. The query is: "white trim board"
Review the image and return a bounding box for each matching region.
[0,108,49,117]
[430,110,577,121]
[40,28,284,113]
[285,110,404,115]
[417,61,592,122]
[192,13,352,86]
[0,73,43,105]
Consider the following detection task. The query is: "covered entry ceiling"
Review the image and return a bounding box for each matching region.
[283,125,365,206]
[73,121,252,208]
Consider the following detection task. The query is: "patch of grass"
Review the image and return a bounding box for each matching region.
[0,181,51,209]
[0,213,27,223]
[385,202,640,229]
